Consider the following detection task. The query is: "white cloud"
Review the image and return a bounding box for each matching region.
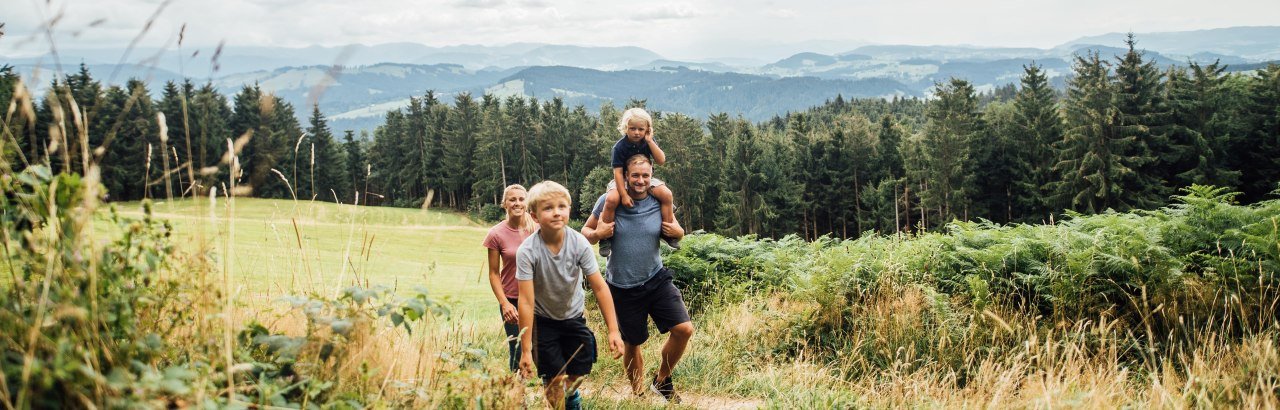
[766,9,797,19]
[2,0,1277,61]
[631,3,701,21]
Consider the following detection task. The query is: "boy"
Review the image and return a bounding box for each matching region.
[517,181,625,410]
[598,107,679,257]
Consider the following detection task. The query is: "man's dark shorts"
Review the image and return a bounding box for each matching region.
[608,267,691,346]
[533,315,597,381]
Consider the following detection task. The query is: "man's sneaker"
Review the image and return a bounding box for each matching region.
[650,375,681,404]
[599,239,612,257]
[662,236,681,250]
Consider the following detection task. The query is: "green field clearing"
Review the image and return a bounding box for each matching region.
[113,198,503,320]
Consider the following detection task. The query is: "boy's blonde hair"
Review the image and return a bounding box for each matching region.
[617,107,654,135]
[526,181,572,214]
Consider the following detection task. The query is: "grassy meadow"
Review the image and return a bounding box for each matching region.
[6,162,1280,408]
[113,197,500,317]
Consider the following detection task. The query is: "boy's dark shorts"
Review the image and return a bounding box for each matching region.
[608,267,691,346]
[533,315,597,381]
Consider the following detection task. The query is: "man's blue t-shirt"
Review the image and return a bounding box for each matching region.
[611,137,652,169]
[591,193,663,288]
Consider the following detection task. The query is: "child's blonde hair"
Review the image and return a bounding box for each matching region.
[501,184,536,233]
[526,181,572,215]
[617,107,654,135]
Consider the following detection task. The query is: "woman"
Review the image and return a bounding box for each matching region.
[482,184,535,372]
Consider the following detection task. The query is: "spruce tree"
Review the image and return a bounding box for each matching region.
[1054,51,1138,213]
[1011,63,1065,223]
[919,78,981,225]
[306,105,348,202]
[342,130,366,203]
[1112,34,1171,208]
[189,83,231,194]
[99,80,155,201]
[1,65,31,170]
[974,101,1018,223]
[1238,64,1280,201]
[442,93,479,209]
[470,94,507,207]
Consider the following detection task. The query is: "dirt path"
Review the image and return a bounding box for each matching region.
[582,380,764,409]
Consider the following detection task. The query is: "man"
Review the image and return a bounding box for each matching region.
[581,154,693,404]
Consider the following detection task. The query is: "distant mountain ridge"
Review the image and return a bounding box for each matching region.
[6,26,1278,134]
[1061,26,1280,61]
[483,66,910,121]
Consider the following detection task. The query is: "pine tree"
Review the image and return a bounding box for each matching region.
[1054,50,1138,213]
[156,80,195,198]
[919,78,981,226]
[306,105,348,202]
[0,65,32,170]
[1011,63,1064,222]
[35,64,104,175]
[368,108,409,205]
[756,128,805,237]
[1166,62,1243,191]
[1238,64,1280,201]
[470,94,507,207]
[342,130,367,203]
[876,114,905,179]
[189,83,231,195]
[1112,33,1171,208]
[974,101,1019,223]
[228,85,267,195]
[563,105,600,217]
[99,80,155,201]
[653,112,706,227]
[716,117,763,235]
[442,93,479,209]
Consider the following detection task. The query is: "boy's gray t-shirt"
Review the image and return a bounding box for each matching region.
[515,229,600,320]
[592,194,663,288]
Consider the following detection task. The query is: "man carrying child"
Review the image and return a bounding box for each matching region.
[582,154,694,404]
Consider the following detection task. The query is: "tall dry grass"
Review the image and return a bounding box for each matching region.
[1,11,533,407]
[676,272,1280,408]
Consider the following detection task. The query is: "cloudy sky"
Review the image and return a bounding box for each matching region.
[4,0,1279,60]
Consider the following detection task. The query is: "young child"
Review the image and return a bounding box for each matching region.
[516,181,625,410]
[599,107,679,257]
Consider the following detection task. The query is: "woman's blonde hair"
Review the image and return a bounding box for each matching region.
[502,184,535,233]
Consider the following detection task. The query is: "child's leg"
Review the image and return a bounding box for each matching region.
[602,186,619,224]
[651,185,680,249]
[599,187,619,257]
[652,185,675,225]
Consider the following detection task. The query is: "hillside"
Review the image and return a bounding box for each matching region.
[486,65,912,120]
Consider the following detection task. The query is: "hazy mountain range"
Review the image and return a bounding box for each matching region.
[7,26,1279,133]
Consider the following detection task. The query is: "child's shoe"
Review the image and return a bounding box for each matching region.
[599,239,612,257]
[662,235,681,250]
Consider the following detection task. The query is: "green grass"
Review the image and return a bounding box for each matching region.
[112,197,501,319]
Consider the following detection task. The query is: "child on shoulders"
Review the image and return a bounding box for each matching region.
[598,107,679,257]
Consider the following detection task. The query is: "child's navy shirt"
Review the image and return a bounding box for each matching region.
[611,136,652,169]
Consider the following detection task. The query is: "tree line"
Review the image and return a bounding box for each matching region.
[3,35,1278,239]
